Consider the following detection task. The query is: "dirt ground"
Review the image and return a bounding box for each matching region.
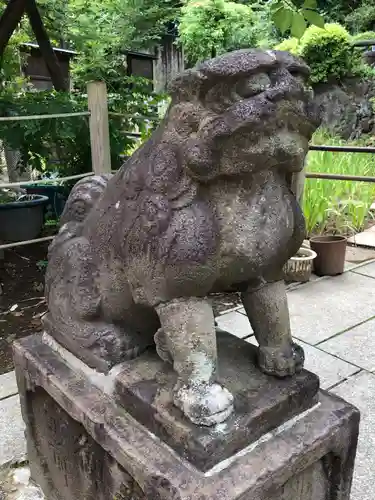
[0,242,241,375]
[0,242,49,375]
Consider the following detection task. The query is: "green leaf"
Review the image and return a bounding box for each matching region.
[302,9,325,28]
[272,7,294,34]
[291,12,307,38]
[270,1,284,13]
[302,0,317,8]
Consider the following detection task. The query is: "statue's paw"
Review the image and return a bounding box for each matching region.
[174,382,234,426]
[258,342,305,378]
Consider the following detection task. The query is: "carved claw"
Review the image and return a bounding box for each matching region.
[174,382,234,426]
[258,342,305,378]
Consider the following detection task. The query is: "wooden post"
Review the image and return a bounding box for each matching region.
[87,81,111,174]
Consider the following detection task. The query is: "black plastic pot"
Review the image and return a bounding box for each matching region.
[0,194,49,242]
[21,184,69,219]
[310,235,347,276]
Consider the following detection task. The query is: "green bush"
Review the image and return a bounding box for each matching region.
[275,24,367,84]
[298,24,354,83]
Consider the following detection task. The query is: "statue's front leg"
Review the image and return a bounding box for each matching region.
[156,297,234,426]
[241,279,304,377]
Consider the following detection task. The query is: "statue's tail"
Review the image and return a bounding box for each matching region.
[47,173,112,259]
[45,174,112,298]
[59,173,112,226]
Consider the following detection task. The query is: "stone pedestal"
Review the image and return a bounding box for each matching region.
[13,333,360,500]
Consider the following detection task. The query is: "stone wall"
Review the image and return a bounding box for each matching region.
[314,77,375,139]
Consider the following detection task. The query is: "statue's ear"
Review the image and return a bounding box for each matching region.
[168,69,208,103]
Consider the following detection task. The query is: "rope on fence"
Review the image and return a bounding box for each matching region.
[0,236,54,251]
[0,172,94,189]
[108,112,159,119]
[0,111,91,122]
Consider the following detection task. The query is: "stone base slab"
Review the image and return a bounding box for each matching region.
[115,329,319,471]
[13,334,360,500]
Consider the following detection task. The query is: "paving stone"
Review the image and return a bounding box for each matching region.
[319,318,375,372]
[0,394,26,468]
[238,272,375,344]
[348,226,375,248]
[268,272,375,345]
[0,371,18,400]
[245,336,359,390]
[352,261,375,279]
[332,371,375,500]
[215,311,253,338]
[0,466,45,500]
[346,245,375,265]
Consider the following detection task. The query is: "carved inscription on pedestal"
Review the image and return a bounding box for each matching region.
[28,387,145,500]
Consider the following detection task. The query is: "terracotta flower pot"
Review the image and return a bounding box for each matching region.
[310,235,347,276]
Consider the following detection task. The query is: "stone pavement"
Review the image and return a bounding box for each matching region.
[1,256,375,499]
[216,259,375,500]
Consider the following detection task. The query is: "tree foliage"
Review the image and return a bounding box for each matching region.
[179,0,256,64]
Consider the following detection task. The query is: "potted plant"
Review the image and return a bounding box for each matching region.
[309,207,352,276]
[283,245,317,283]
[310,234,347,276]
[0,189,49,242]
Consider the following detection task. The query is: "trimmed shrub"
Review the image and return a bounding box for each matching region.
[298,24,354,83]
[275,24,368,84]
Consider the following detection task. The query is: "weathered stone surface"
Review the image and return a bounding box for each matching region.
[115,330,319,471]
[215,311,253,338]
[43,49,321,425]
[0,394,26,467]
[348,227,375,249]
[313,78,375,139]
[0,466,45,500]
[352,260,375,278]
[333,371,375,500]
[320,318,375,372]
[345,246,375,266]
[0,371,18,400]
[13,334,360,500]
[280,272,375,344]
[246,335,359,390]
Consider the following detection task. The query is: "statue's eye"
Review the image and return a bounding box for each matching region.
[235,73,271,99]
[289,69,308,86]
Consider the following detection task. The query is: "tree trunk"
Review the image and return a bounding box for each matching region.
[0,0,26,59]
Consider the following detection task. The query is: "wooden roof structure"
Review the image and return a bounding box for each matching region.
[0,0,68,90]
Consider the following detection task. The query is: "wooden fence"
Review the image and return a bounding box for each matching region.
[1,80,375,251]
[0,81,113,251]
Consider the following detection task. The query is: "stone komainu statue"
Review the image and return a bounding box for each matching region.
[44,49,321,426]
